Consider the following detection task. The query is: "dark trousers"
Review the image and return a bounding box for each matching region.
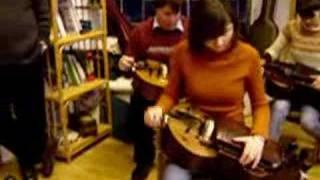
[127,93,155,166]
[0,58,46,168]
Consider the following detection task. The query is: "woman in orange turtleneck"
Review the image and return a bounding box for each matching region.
[144,0,270,179]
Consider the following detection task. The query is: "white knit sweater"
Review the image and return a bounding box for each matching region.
[266,18,320,70]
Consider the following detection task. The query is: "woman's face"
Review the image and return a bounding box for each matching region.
[204,24,234,53]
[301,10,320,32]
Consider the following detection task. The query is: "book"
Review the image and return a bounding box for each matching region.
[70,54,87,82]
[64,54,81,85]
[59,0,81,34]
[57,13,67,37]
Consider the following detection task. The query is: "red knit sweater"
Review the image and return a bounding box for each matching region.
[126,17,188,100]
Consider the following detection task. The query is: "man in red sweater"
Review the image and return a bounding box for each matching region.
[118,0,187,179]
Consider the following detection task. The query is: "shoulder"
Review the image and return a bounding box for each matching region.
[237,41,260,59]
[287,19,298,29]
[170,40,189,65]
[236,41,261,67]
[283,19,298,37]
[131,18,153,36]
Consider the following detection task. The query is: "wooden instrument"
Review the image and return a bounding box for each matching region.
[161,103,283,177]
[133,60,168,88]
[263,61,319,99]
[132,59,168,99]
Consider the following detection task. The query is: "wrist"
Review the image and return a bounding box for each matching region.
[154,105,163,112]
[118,61,128,72]
[263,53,272,62]
[254,135,265,143]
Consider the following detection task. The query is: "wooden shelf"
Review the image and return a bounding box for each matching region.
[74,6,102,10]
[46,79,107,103]
[56,30,105,47]
[56,124,112,160]
[48,0,112,162]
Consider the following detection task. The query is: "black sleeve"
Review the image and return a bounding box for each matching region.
[32,0,50,43]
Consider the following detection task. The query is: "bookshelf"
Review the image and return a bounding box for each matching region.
[47,0,112,162]
[55,30,105,46]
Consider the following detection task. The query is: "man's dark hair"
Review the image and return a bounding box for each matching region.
[154,0,185,13]
[297,0,320,18]
[189,0,239,52]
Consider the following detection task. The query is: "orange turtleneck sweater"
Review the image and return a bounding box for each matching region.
[157,40,270,137]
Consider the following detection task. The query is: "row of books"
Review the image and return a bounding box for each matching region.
[57,0,104,50]
[58,0,102,35]
[62,51,98,87]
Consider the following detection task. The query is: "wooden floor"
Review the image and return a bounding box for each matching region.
[0,138,157,180]
[0,122,320,180]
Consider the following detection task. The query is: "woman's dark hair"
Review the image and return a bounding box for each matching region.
[189,0,239,52]
[297,0,320,18]
[154,0,185,13]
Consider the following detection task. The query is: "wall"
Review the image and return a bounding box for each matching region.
[250,0,296,30]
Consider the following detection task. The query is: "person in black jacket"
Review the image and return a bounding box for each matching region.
[0,0,50,179]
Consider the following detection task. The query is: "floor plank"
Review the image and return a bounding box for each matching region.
[0,138,157,180]
[0,121,319,180]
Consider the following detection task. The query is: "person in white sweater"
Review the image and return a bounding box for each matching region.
[265,0,320,142]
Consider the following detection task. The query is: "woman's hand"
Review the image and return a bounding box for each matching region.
[233,135,265,169]
[144,106,164,128]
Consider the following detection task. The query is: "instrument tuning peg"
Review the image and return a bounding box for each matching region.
[156,66,162,78]
[186,106,191,112]
[160,64,168,78]
[199,120,215,145]
[148,67,152,76]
